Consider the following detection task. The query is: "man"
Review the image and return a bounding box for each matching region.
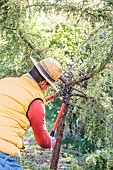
[0,57,63,170]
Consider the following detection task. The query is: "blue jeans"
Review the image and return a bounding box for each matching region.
[0,152,22,170]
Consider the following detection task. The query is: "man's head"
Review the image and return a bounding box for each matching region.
[30,57,63,91]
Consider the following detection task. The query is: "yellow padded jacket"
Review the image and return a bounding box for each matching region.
[0,74,45,156]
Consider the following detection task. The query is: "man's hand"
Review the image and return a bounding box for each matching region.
[50,136,56,150]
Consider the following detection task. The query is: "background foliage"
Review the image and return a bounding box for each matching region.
[0,0,113,169]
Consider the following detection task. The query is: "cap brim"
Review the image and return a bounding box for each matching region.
[30,56,58,91]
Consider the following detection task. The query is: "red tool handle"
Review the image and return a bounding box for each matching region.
[50,103,66,137]
[50,86,72,137]
[45,93,57,103]
[52,103,66,131]
[45,93,67,137]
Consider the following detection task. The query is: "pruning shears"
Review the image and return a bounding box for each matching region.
[46,85,72,137]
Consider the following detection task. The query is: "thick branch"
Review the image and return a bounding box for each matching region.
[68,70,96,86]
[71,92,94,100]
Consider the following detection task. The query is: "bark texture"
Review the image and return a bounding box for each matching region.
[50,106,68,170]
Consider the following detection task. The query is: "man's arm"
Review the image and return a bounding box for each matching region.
[27,99,51,149]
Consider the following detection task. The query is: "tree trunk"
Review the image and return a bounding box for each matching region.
[50,106,68,170]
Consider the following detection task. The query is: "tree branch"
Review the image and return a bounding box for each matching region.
[68,70,96,86]
[68,44,113,86]
[71,93,88,99]
[19,30,41,55]
[69,103,86,110]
